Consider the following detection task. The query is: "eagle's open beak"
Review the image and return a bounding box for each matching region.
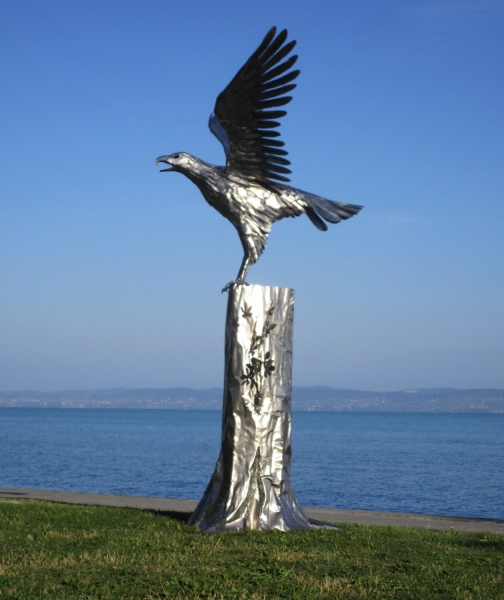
[156,156,175,172]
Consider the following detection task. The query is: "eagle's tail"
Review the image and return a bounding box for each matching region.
[300,191,362,231]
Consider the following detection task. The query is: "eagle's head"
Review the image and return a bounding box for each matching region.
[156,152,196,174]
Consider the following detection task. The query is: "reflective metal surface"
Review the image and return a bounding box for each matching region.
[156,27,362,288]
[155,28,350,533]
[188,285,332,532]
[156,152,361,289]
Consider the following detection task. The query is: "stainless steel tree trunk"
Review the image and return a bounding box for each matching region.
[188,284,313,533]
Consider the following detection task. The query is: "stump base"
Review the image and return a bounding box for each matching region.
[188,285,332,533]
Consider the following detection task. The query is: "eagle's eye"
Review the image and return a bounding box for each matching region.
[172,154,180,159]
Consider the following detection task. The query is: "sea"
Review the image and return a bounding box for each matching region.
[1,409,503,520]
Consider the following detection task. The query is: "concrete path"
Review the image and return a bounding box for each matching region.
[1,487,502,535]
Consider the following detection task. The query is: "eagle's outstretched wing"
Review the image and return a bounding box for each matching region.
[209,27,299,186]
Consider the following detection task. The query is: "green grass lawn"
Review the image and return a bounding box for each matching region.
[0,499,502,599]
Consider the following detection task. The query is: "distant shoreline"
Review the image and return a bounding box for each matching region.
[2,407,504,414]
[1,386,503,413]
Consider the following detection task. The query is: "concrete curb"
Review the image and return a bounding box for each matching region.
[1,487,502,534]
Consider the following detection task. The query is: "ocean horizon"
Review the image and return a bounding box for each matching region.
[2,386,503,412]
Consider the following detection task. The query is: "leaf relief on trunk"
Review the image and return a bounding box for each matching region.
[240,301,277,412]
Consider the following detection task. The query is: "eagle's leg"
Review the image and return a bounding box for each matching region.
[221,254,252,294]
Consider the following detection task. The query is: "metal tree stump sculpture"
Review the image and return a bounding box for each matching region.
[157,27,361,533]
[188,285,313,532]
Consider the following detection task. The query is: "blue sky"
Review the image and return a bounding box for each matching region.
[1,0,503,391]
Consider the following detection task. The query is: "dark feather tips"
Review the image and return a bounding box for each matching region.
[212,27,300,185]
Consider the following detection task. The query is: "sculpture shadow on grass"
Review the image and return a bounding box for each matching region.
[147,509,193,524]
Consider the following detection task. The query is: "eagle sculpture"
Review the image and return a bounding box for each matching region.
[156,27,362,291]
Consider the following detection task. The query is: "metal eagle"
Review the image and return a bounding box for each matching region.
[156,27,362,292]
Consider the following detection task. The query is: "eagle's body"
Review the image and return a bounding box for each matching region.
[157,28,362,290]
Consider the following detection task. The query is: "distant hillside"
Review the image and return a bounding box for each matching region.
[291,387,504,413]
[1,387,503,412]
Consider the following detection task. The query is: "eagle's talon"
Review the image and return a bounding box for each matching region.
[221,280,249,294]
